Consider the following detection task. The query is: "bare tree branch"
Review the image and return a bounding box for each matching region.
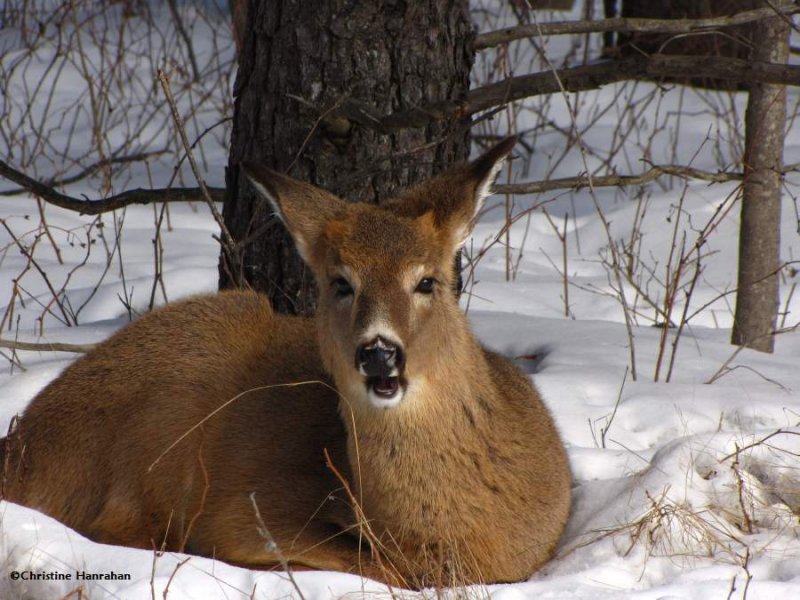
[0,150,169,197]
[474,5,800,50]
[0,158,224,215]
[465,55,800,119]
[166,0,201,81]
[325,55,800,134]
[493,164,745,195]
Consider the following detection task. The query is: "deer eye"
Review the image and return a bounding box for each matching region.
[415,277,436,295]
[332,277,353,297]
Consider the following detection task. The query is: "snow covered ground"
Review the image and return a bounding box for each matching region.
[2,2,800,599]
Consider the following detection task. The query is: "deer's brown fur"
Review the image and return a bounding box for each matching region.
[1,139,571,588]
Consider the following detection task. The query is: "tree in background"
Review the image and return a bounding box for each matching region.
[220,0,473,315]
[607,0,792,351]
[730,9,790,352]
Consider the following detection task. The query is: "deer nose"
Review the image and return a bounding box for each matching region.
[356,337,405,378]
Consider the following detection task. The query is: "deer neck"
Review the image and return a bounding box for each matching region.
[334,311,500,530]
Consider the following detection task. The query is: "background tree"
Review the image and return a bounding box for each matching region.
[221,0,473,315]
[605,0,792,351]
[731,8,790,352]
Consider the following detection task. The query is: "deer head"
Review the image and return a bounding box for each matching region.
[242,138,516,410]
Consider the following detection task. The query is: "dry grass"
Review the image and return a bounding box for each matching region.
[562,429,800,588]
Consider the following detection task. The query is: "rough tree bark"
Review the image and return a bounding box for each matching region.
[731,9,790,352]
[221,0,473,315]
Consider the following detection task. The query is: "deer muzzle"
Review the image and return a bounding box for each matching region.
[356,337,406,403]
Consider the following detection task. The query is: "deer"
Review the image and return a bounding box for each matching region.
[0,138,571,589]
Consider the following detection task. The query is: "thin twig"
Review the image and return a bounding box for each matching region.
[719,429,800,463]
[0,219,72,325]
[323,448,406,590]
[161,557,191,600]
[166,0,201,81]
[602,367,628,448]
[179,446,210,553]
[731,445,754,534]
[249,492,307,600]
[156,69,239,283]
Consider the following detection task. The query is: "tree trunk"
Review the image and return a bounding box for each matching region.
[221,0,473,315]
[730,9,789,352]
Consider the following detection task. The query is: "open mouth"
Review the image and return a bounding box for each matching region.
[366,375,401,399]
[356,336,406,406]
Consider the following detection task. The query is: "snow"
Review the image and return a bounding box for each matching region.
[2,1,800,599]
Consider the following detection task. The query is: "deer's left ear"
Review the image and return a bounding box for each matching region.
[450,135,517,247]
[382,136,517,251]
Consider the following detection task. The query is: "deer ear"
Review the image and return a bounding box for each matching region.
[468,136,517,211]
[449,135,517,246]
[383,136,516,251]
[241,163,347,264]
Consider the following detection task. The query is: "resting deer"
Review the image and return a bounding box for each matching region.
[1,138,571,588]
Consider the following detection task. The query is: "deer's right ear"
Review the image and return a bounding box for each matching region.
[241,163,347,263]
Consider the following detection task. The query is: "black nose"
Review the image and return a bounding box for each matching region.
[356,337,405,378]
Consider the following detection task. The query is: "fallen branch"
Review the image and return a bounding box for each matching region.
[0,338,94,353]
[0,158,224,214]
[474,5,800,50]
[0,150,169,197]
